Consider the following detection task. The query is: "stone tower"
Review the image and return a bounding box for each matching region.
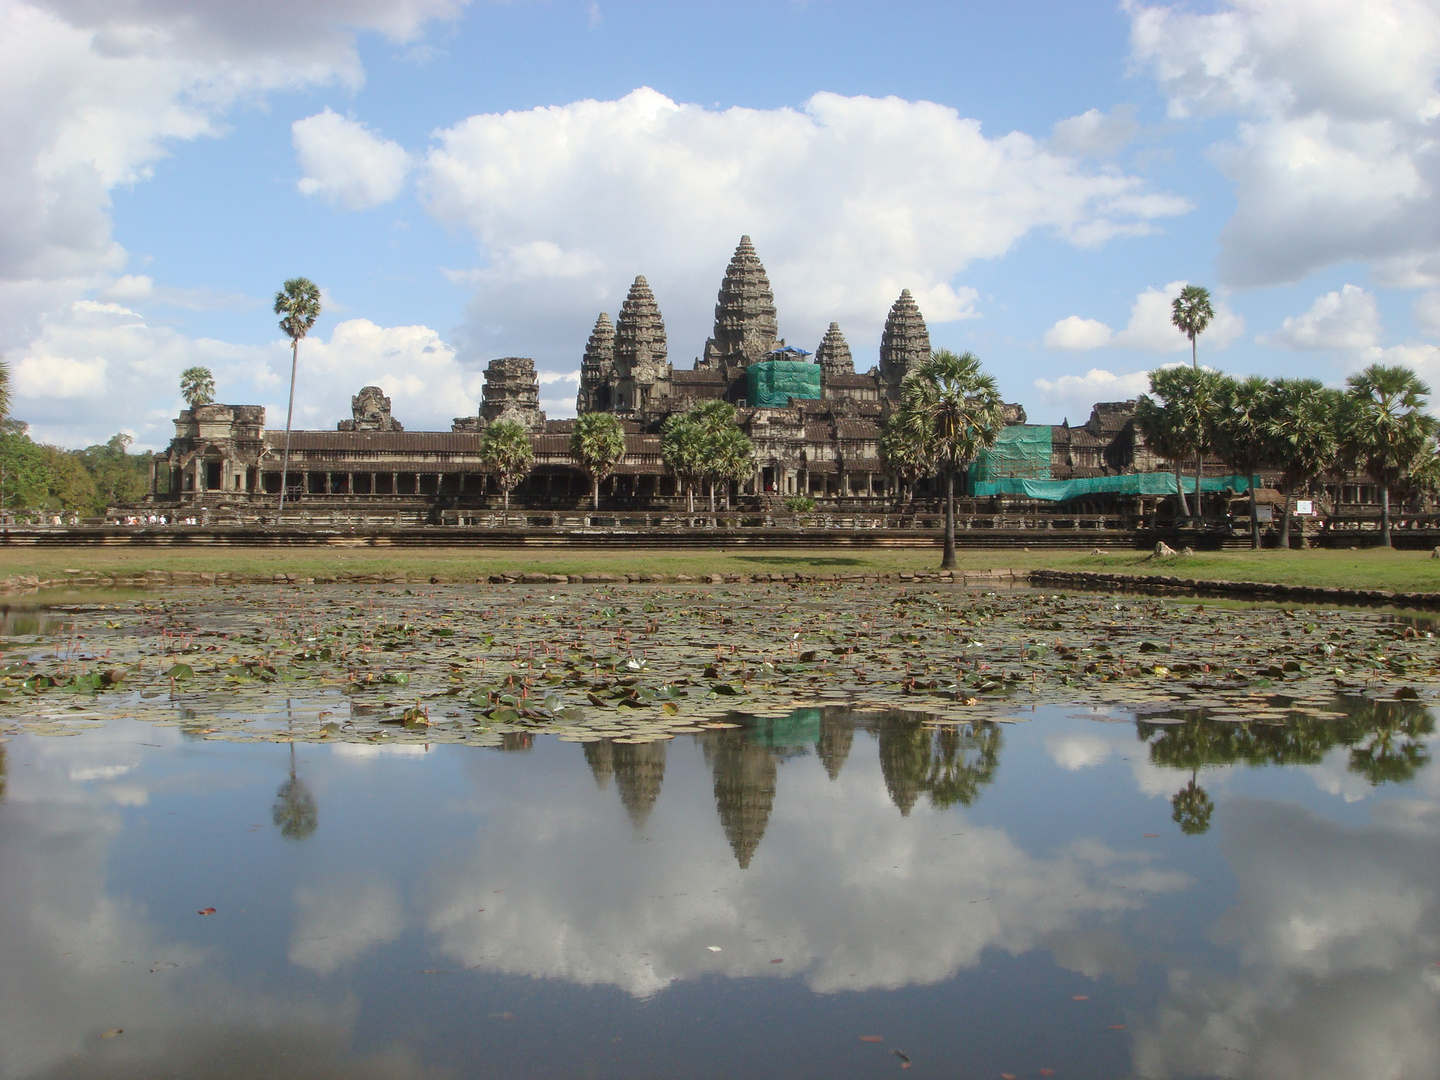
[576,311,617,413]
[702,235,778,373]
[338,385,403,432]
[612,740,667,828]
[478,357,546,431]
[614,275,669,411]
[814,322,854,382]
[879,289,931,401]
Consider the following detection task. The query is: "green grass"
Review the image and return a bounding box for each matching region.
[3,543,1439,593]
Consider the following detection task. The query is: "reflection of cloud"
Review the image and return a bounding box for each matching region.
[289,881,404,975]
[1132,797,1440,1080]
[424,742,1188,997]
[1044,732,1114,770]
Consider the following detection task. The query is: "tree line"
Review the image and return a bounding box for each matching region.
[0,359,152,517]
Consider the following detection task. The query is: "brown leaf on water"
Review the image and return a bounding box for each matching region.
[1072,994,1089,1001]
[100,1029,122,1038]
[1108,1024,1126,1030]
[197,907,216,915]
[893,1048,911,1068]
[1001,1074,1016,1079]
[1040,1070,1056,1077]
[770,958,784,963]
[1142,833,1160,838]
[858,1035,884,1043]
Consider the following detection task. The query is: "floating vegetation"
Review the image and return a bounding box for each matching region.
[0,584,1437,746]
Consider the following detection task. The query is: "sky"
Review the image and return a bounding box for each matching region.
[5,0,1440,451]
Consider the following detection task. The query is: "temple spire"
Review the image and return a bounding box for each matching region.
[814,322,854,380]
[879,289,931,401]
[702,234,778,371]
[577,311,616,413]
[614,276,668,410]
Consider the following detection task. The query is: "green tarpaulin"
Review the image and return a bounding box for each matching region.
[971,473,1254,501]
[970,425,1053,484]
[746,360,822,408]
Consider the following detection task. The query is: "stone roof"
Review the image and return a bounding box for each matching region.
[835,420,882,440]
[263,431,480,453]
[671,368,727,385]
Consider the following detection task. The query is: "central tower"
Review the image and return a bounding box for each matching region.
[701,235,778,375]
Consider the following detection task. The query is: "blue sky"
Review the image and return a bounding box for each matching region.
[5,0,1440,449]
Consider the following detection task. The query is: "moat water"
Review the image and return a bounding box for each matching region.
[1,699,1436,1080]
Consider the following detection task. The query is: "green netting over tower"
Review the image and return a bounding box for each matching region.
[746,360,822,408]
[969,425,1053,485]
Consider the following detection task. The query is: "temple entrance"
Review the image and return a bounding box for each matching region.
[205,461,222,490]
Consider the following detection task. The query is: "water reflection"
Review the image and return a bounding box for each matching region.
[272,743,318,841]
[1138,698,1435,834]
[1,703,1434,1080]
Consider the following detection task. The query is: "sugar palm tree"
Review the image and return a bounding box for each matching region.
[273,278,322,517]
[570,412,627,510]
[879,416,932,507]
[1211,374,1275,548]
[1142,365,1223,526]
[0,355,11,422]
[704,422,754,511]
[179,366,215,409]
[1265,379,1339,549]
[478,419,534,514]
[1135,382,1194,519]
[660,411,705,513]
[1341,363,1437,547]
[1172,285,1216,511]
[895,349,1005,570]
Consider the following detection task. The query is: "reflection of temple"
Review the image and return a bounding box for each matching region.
[151,235,1173,516]
[584,738,668,828]
[704,728,779,870]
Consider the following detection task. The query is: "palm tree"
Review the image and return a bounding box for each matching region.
[879,416,932,507]
[1342,364,1438,547]
[273,278,322,517]
[896,349,1005,570]
[0,355,10,422]
[660,411,706,513]
[1266,379,1340,549]
[1135,383,1194,519]
[272,743,318,841]
[1172,285,1216,513]
[179,366,215,409]
[1142,365,1224,526]
[1211,374,1275,548]
[705,423,754,511]
[477,420,534,513]
[570,412,627,510]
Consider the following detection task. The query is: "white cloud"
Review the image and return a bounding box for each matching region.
[1414,290,1440,337]
[294,108,411,209]
[1033,369,1154,420]
[1128,0,1440,287]
[1043,732,1116,770]
[1044,315,1114,350]
[9,308,473,449]
[0,0,465,432]
[289,881,403,974]
[1048,105,1140,158]
[420,87,1189,374]
[1043,281,1245,356]
[1263,284,1382,351]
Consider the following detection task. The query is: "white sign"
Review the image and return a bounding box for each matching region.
[1295,500,1314,516]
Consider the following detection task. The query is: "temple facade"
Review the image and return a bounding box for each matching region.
[151,236,1160,514]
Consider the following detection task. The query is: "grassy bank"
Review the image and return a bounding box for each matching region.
[2,543,1439,593]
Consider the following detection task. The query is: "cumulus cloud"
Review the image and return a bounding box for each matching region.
[294,108,411,209]
[1048,105,1140,158]
[0,0,465,435]
[419,87,1190,374]
[1042,281,1245,356]
[1263,284,1382,351]
[8,306,473,449]
[1043,316,1114,350]
[1033,368,1154,421]
[1128,0,1440,287]
[1414,290,1440,337]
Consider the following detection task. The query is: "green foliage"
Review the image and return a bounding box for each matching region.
[1170,284,1215,361]
[274,278,322,343]
[1342,364,1438,545]
[894,348,1004,568]
[0,356,10,422]
[570,412,627,509]
[879,415,932,501]
[76,434,149,509]
[661,400,754,511]
[477,420,534,511]
[179,366,215,409]
[783,494,816,513]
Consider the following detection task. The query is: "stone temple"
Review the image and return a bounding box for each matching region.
[153,235,1161,515]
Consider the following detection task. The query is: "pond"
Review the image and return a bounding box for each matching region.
[0,587,1437,1079]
